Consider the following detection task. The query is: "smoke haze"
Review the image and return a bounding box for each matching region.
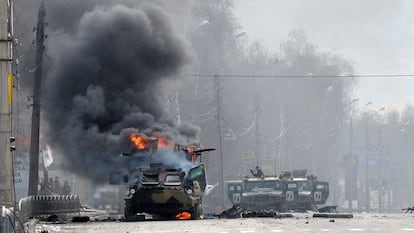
[42,3,199,182]
[12,0,414,211]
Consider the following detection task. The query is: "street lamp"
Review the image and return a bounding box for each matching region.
[363,105,384,213]
[375,107,385,213]
[217,31,247,209]
[346,98,359,211]
[312,85,333,173]
[235,31,246,39]
[197,20,209,29]
[347,100,371,211]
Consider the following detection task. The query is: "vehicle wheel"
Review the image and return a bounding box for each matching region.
[278,203,287,213]
[190,204,202,220]
[124,200,135,221]
[159,214,176,220]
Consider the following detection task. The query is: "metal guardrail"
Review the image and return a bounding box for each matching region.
[19,195,81,219]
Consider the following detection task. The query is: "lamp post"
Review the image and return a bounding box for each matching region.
[364,123,369,212]
[190,20,209,124]
[216,31,246,209]
[214,74,226,208]
[363,102,373,212]
[345,100,371,210]
[363,104,384,212]
[376,107,385,213]
[347,98,359,211]
[313,85,333,173]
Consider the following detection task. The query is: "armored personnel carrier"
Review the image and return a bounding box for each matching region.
[280,170,330,212]
[110,134,214,220]
[227,167,285,211]
[224,168,331,216]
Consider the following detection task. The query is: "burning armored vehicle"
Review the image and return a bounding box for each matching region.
[110,133,214,220]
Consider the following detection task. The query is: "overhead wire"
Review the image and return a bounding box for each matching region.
[193,111,217,123]
[236,116,257,137]
[196,108,217,119]
[12,8,37,74]
[193,74,414,78]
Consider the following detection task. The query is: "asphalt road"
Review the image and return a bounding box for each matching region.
[32,213,414,233]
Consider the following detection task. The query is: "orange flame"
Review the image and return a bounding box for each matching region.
[175,211,191,220]
[130,132,175,150]
[130,133,151,150]
[187,146,198,163]
[156,136,174,149]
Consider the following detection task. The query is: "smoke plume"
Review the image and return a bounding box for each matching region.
[43,3,200,182]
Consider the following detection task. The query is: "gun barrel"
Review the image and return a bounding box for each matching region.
[194,148,216,153]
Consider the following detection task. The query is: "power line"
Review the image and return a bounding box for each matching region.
[193,74,414,78]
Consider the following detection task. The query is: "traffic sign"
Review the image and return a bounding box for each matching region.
[241,151,255,163]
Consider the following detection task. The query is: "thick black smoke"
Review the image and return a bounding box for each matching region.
[43,3,200,182]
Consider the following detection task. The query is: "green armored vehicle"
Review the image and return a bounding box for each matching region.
[225,168,330,214]
[227,167,285,211]
[123,162,206,220]
[227,180,243,205]
[110,135,213,220]
[281,170,330,211]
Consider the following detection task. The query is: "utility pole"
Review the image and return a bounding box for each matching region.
[347,98,359,211]
[0,0,15,207]
[28,1,45,196]
[365,125,370,212]
[348,115,354,211]
[214,75,225,208]
[377,129,383,213]
[254,81,262,166]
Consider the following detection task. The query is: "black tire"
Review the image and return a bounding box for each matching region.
[190,204,202,220]
[278,203,287,213]
[124,200,135,222]
[158,214,176,220]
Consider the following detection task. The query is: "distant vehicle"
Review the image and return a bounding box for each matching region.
[281,170,330,212]
[93,185,120,211]
[228,176,285,211]
[225,168,331,214]
[109,134,214,220]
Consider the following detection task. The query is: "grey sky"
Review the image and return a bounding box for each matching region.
[234,0,414,111]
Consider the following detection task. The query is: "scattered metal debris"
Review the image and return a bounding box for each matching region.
[313,213,353,218]
[217,205,293,219]
[403,207,414,213]
[72,216,90,222]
